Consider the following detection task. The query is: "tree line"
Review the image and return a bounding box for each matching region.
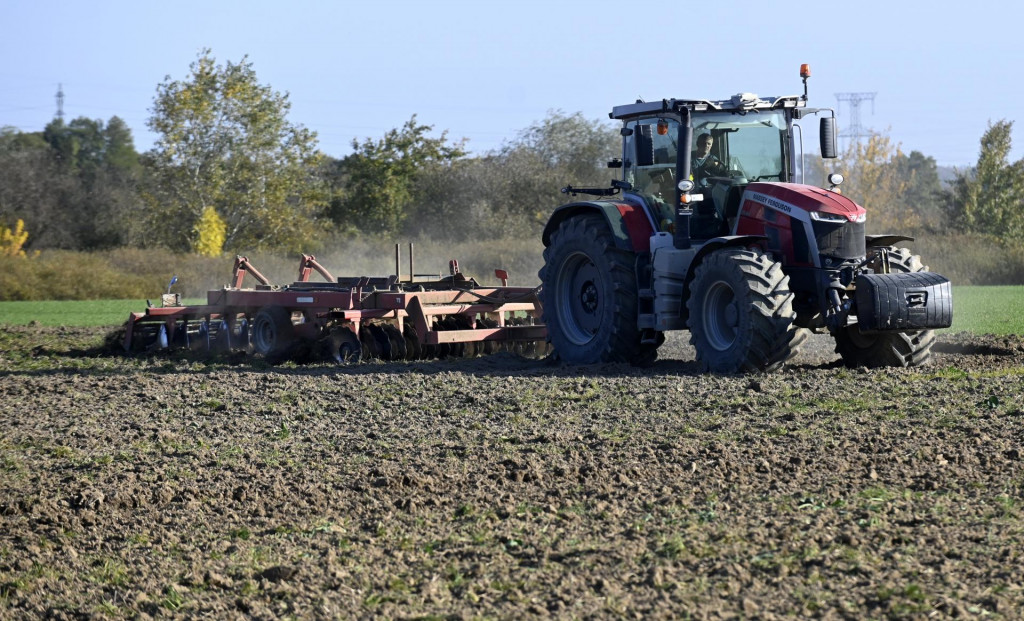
[2,50,1022,258]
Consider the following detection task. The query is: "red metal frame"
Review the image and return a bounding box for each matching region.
[124,254,546,353]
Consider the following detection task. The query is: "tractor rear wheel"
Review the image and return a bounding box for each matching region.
[687,247,804,373]
[834,247,937,368]
[539,214,656,364]
[252,306,295,358]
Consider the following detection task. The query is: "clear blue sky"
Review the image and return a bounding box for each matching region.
[2,0,1021,167]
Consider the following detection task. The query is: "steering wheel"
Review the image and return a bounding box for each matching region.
[701,176,733,187]
[726,170,748,183]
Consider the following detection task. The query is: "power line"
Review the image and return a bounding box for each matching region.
[55,83,65,121]
[834,92,876,149]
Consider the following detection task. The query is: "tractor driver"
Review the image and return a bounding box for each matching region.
[691,133,726,185]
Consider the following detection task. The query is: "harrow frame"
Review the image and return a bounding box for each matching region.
[123,251,547,361]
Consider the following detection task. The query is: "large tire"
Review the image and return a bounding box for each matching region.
[687,247,805,373]
[539,214,656,364]
[834,247,936,368]
[252,306,295,358]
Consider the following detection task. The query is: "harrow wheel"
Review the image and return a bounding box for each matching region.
[252,306,295,358]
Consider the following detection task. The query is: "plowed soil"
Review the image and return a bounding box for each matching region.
[2,325,1023,620]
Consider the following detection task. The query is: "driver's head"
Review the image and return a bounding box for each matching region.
[696,133,713,156]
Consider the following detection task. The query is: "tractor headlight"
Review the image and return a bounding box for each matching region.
[678,179,695,192]
[827,173,845,186]
[809,211,848,223]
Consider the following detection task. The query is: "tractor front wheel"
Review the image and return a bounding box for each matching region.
[834,247,937,368]
[687,247,804,373]
[539,214,656,364]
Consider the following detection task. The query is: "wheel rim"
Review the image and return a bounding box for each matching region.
[555,251,603,346]
[702,280,739,351]
[844,325,877,350]
[254,318,276,354]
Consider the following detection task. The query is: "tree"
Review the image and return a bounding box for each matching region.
[831,133,921,233]
[333,116,464,236]
[103,116,139,173]
[507,110,620,181]
[33,116,144,249]
[195,206,227,257]
[892,150,944,231]
[146,49,326,253]
[0,127,78,249]
[0,219,29,257]
[947,120,1024,242]
[409,111,620,240]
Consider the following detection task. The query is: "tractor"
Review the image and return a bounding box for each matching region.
[539,65,952,372]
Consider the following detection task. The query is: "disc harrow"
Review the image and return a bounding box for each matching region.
[123,250,549,364]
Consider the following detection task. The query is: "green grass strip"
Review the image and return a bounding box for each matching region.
[0,299,205,327]
[951,286,1024,335]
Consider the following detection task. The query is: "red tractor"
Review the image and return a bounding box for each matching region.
[539,65,952,372]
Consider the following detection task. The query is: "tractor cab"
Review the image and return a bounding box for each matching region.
[617,95,809,242]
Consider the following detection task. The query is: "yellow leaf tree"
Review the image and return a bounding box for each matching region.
[0,219,29,257]
[194,206,226,257]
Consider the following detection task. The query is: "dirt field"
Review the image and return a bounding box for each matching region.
[2,325,1023,619]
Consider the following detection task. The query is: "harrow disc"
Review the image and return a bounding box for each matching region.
[322,325,361,364]
[382,324,407,360]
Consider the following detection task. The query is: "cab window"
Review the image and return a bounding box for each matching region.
[623,118,679,229]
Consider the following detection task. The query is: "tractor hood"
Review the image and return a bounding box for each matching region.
[743,182,865,224]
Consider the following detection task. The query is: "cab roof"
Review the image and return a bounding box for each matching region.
[610,93,805,120]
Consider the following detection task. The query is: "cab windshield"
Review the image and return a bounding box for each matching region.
[691,110,789,183]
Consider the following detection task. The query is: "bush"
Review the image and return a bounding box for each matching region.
[0,251,152,301]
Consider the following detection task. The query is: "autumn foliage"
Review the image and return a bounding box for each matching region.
[0,219,29,258]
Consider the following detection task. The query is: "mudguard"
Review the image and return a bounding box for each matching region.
[542,200,654,253]
[866,234,915,248]
[691,235,768,268]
